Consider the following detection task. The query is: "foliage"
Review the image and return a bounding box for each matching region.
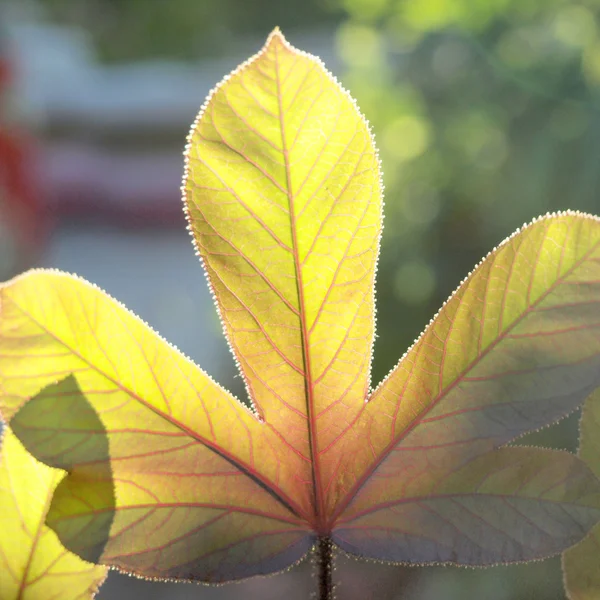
[0,428,107,599]
[1,29,600,599]
[563,390,600,599]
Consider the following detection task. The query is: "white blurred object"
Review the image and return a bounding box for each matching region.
[3,11,337,222]
[5,18,337,131]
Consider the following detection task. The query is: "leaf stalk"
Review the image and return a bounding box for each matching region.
[315,536,335,600]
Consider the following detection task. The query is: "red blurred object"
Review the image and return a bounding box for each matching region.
[41,143,187,227]
[0,40,44,274]
[0,59,10,89]
[0,129,40,247]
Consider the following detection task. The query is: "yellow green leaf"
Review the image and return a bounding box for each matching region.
[334,446,600,564]
[0,272,312,582]
[0,427,107,599]
[2,29,600,586]
[184,27,381,516]
[330,212,600,561]
[563,390,600,599]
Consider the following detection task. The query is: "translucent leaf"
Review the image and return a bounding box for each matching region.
[331,213,600,562]
[0,428,107,599]
[184,28,381,513]
[2,274,312,582]
[563,390,600,599]
[334,446,600,564]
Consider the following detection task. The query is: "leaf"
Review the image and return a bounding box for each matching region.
[330,212,600,562]
[334,446,600,564]
[184,26,381,512]
[0,273,312,582]
[0,427,107,599]
[563,391,600,599]
[1,29,600,586]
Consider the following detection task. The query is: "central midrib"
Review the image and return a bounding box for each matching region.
[273,42,325,528]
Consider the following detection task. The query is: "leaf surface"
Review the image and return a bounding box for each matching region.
[563,390,600,599]
[0,427,107,599]
[331,213,600,561]
[0,273,312,582]
[184,28,381,516]
[334,446,600,564]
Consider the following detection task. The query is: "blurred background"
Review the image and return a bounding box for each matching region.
[1,0,599,597]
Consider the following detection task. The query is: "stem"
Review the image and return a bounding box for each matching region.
[315,536,335,600]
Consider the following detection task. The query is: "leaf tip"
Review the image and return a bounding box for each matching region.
[267,26,285,41]
[263,27,294,54]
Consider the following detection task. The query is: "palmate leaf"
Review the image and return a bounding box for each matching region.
[1,29,600,586]
[0,428,107,599]
[0,274,312,582]
[184,27,381,518]
[563,391,600,599]
[330,213,600,562]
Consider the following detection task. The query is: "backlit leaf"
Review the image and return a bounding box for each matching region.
[334,446,600,564]
[1,29,600,587]
[563,390,600,599]
[0,428,107,599]
[331,213,600,562]
[184,27,381,515]
[0,273,312,582]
